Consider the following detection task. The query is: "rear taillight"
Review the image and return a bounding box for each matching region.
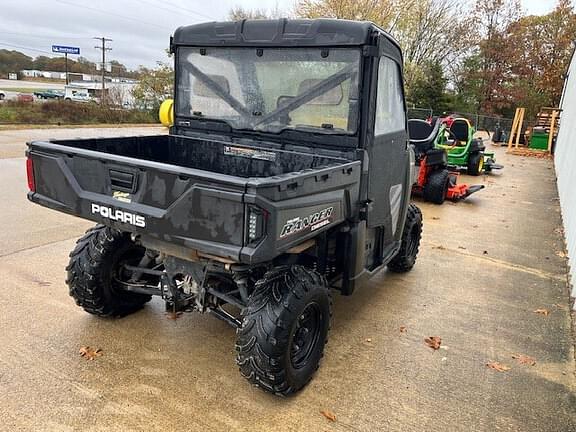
[247,206,267,244]
[26,157,35,192]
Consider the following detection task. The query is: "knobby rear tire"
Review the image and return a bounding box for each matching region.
[66,225,152,317]
[235,265,331,396]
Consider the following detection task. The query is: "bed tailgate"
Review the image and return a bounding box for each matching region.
[26,141,248,260]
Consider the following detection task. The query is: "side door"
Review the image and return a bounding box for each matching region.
[366,55,409,246]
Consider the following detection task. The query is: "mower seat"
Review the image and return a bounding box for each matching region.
[447,118,471,146]
[408,118,441,161]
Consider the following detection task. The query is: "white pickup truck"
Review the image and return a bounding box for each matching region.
[64,86,95,103]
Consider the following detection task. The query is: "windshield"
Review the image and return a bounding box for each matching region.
[176,47,361,134]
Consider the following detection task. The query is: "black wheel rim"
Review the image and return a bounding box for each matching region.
[407,224,420,257]
[290,303,322,369]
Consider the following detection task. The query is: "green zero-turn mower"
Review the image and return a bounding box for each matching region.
[435,117,503,176]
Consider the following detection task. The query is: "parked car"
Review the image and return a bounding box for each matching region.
[17,94,34,103]
[64,87,94,103]
[33,89,64,99]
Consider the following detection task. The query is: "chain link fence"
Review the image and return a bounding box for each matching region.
[407,108,514,142]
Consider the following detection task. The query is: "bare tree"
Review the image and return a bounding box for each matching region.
[228,3,286,20]
[296,0,399,25]
[393,0,474,66]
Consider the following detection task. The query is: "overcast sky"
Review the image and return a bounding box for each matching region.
[0,0,566,70]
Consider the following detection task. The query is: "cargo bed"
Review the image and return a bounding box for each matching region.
[27,134,361,263]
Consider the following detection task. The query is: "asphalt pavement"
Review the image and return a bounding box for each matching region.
[0,127,574,431]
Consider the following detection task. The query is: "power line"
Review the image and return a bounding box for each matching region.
[161,0,219,21]
[0,42,103,76]
[0,42,57,56]
[0,31,93,40]
[54,0,173,31]
[130,0,217,21]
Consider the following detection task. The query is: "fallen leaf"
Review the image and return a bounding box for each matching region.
[365,338,372,343]
[424,336,442,350]
[555,251,567,258]
[166,311,183,320]
[554,303,567,310]
[486,361,510,372]
[534,308,550,316]
[458,246,466,250]
[79,346,102,360]
[432,216,440,220]
[512,354,536,366]
[400,326,407,333]
[320,410,336,422]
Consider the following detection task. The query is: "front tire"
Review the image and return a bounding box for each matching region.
[467,152,484,176]
[236,266,331,396]
[66,225,152,317]
[423,169,449,204]
[388,204,422,273]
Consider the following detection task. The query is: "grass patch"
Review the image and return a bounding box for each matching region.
[0,100,157,125]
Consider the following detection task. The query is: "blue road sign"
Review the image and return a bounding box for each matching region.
[52,45,80,55]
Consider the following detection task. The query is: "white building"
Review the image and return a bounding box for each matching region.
[65,81,137,106]
[554,50,576,305]
[20,69,137,83]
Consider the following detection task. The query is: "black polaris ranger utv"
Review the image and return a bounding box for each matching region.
[26,19,422,395]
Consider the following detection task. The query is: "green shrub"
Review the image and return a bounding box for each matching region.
[0,100,157,125]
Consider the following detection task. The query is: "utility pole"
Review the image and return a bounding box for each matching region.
[93,37,112,104]
[64,53,69,85]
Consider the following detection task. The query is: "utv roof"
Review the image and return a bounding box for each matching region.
[173,18,399,50]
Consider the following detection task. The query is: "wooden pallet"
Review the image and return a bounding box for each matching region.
[507,107,561,154]
[535,107,562,134]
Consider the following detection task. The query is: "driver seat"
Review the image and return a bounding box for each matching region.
[447,118,471,146]
[408,118,442,162]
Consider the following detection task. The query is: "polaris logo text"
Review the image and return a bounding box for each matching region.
[91,203,146,228]
[280,207,334,238]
